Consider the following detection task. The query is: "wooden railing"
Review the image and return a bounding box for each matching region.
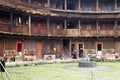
[0,22,11,32]
[11,25,29,35]
[48,29,64,36]
[98,30,116,36]
[98,14,116,19]
[81,30,97,37]
[0,22,120,37]
[115,30,120,36]
[64,29,79,37]
[31,27,47,36]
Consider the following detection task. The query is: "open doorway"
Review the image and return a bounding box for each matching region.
[96,43,103,59]
[79,43,84,58]
[16,42,24,56]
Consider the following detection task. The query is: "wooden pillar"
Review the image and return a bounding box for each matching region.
[65,0,67,10]
[47,0,50,8]
[64,19,67,29]
[115,20,117,29]
[47,17,49,29]
[47,17,49,35]
[78,0,81,10]
[28,15,31,35]
[10,12,13,26]
[115,20,117,37]
[28,0,31,4]
[78,19,81,35]
[115,0,117,11]
[96,20,99,34]
[96,0,99,11]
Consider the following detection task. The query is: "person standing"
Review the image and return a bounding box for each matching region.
[72,50,77,59]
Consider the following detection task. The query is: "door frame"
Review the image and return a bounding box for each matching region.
[78,42,84,58]
[16,41,24,55]
[96,42,103,58]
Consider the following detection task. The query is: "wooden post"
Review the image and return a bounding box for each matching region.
[47,0,50,8]
[28,15,31,35]
[47,17,49,35]
[64,19,67,29]
[64,0,67,10]
[28,0,31,4]
[115,20,117,29]
[115,0,117,11]
[78,19,81,35]
[10,12,13,32]
[64,19,67,35]
[96,20,99,34]
[96,0,99,11]
[10,12,13,27]
[78,0,81,10]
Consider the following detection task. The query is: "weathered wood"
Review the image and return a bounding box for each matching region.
[65,29,79,37]
[98,30,115,36]
[81,30,97,37]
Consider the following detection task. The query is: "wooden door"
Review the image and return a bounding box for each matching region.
[37,42,42,59]
[16,41,24,56]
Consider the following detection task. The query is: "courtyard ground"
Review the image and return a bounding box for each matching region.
[0,61,120,80]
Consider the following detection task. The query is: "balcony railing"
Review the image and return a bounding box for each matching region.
[116,30,120,36]
[64,29,79,37]
[48,29,64,36]
[0,22,11,33]
[98,14,117,19]
[31,27,47,36]
[0,22,120,37]
[98,30,116,37]
[11,25,29,35]
[81,30,97,37]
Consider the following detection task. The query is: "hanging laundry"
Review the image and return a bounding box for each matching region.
[18,17,22,25]
[13,17,18,27]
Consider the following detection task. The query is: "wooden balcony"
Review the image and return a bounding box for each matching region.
[11,26,29,35]
[31,28,64,36]
[54,29,64,36]
[80,30,97,37]
[48,29,64,36]
[64,29,79,37]
[31,27,47,36]
[116,30,120,37]
[98,14,116,19]
[31,29,117,37]
[98,30,116,37]
[31,27,39,35]
[0,23,118,37]
[0,22,11,33]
